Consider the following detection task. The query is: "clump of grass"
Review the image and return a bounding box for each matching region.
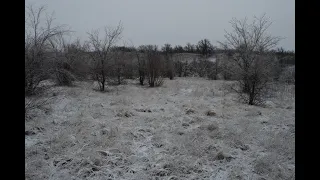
[206,110,216,116]
[214,151,233,161]
[186,108,196,114]
[207,123,219,131]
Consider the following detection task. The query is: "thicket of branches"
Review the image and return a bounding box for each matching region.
[86,23,124,91]
[218,14,282,105]
[25,4,294,105]
[25,4,71,95]
[144,45,165,87]
[133,45,147,85]
[162,44,174,80]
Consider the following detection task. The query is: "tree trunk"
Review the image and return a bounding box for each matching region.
[152,70,155,87]
[149,69,155,87]
[101,69,105,91]
[215,59,218,80]
[117,67,121,85]
[169,72,173,80]
[140,76,144,85]
[139,70,144,85]
[248,83,255,105]
[242,75,250,93]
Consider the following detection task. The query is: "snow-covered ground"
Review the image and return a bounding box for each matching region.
[207,57,216,63]
[25,77,295,180]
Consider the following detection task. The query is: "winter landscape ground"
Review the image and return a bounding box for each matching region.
[25,77,294,180]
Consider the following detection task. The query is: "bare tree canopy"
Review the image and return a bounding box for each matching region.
[86,22,123,91]
[197,39,214,57]
[25,2,294,179]
[218,14,282,53]
[184,43,196,53]
[25,4,71,95]
[218,14,282,105]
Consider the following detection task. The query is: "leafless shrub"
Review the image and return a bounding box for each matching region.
[162,43,175,80]
[143,45,166,87]
[50,62,76,86]
[47,35,72,86]
[218,14,282,105]
[197,39,214,58]
[25,4,70,96]
[48,36,91,85]
[87,22,123,91]
[130,44,147,85]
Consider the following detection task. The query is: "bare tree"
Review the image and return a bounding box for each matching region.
[145,45,165,87]
[218,14,282,105]
[174,45,184,54]
[129,42,147,85]
[87,22,123,91]
[162,43,174,80]
[136,46,147,85]
[25,4,70,95]
[197,39,214,58]
[184,43,195,53]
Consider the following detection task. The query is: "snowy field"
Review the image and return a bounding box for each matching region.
[25,77,295,180]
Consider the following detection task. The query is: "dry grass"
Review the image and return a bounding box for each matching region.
[25,78,294,179]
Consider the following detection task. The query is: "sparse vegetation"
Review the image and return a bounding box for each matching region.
[218,14,282,105]
[144,45,165,87]
[87,22,123,91]
[25,4,70,95]
[162,44,175,80]
[25,3,294,180]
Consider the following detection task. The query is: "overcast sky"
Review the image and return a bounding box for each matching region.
[25,0,295,51]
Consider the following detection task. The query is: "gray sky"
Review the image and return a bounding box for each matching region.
[26,0,295,51]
